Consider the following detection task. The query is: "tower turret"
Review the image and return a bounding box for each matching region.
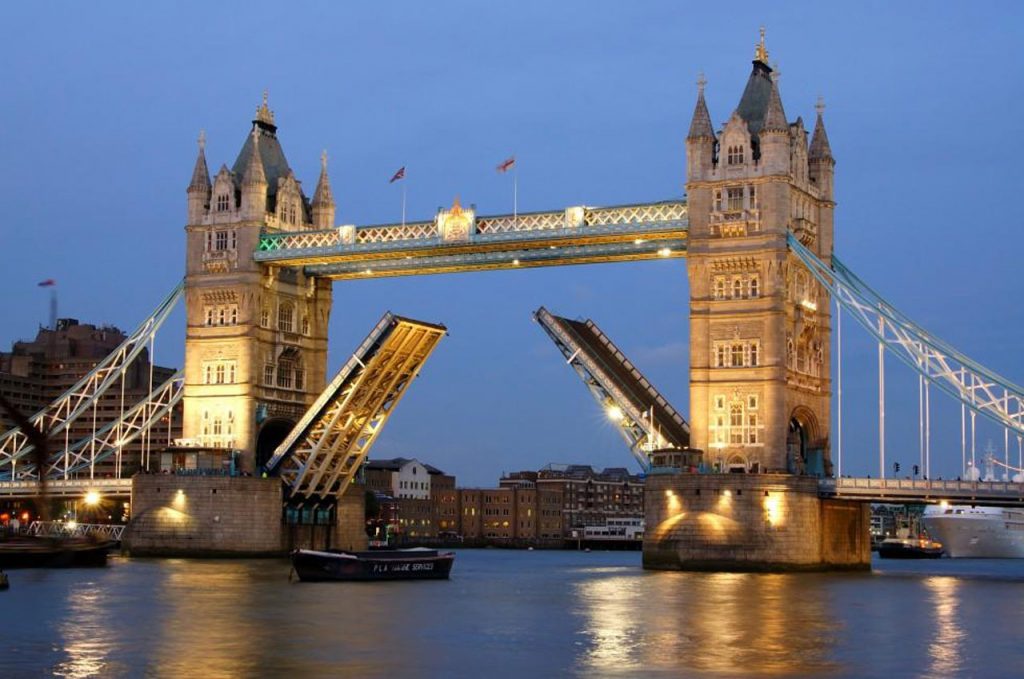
[758,76,790,175]
[187,130,211,224]
[241,127,268,220]
[686,74,717,181]
[808,98,835,200]
[311,150,336,229]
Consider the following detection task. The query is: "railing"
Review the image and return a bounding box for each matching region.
[0,477,132,497]
[819,477,1024,505]
[26,520,125,541]
[257,200,688,254]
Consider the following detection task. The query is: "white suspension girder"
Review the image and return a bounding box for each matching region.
[0,281,183,477]
[788,234,1024,437]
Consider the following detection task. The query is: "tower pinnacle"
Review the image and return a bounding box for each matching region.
[255,90,275,127]
[754,26,769,64]
[188,129,211,192]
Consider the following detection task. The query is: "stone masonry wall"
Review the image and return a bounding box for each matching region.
[125,475,284,557]
[643,473,869,572]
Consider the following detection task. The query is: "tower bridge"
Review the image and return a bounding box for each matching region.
[2,33,1023,568]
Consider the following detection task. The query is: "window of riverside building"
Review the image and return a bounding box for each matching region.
[727,145,744,165]
[749,276,759,298]
[732,278,743,298]
[264,364,274,385]
[748,185,757,209]
[216,193,230,212]
[215,230,228,251]
[714,277,727,299]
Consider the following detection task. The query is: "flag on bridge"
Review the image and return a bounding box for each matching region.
[37,279,56,287]
[496,156,515,173]
[389,166,406,183]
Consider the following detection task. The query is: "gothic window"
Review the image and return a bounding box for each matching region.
[732,278,744,299]
[713,190,723,212]
[215,231,228,251]
[230,307,238,324]
[787,339,795,368]
[218,308,226,325]
[748,185,757,210]
[230,230,237,249]
[204,365,212,384]
[205,232,213,251]
[260,308,270,328]
[205,308,215,326]
[731,344,744,367]
[215,364,225,384]
[715,395,726,411]
[727,145,744,165]
[749,276,760,298]
[264,364,274,386]
[212,417,222,437]
[294,367,305,391]
[216,194,230,212]
[747,414,759,444]
[748,395,758,410]
[714,277,727,300]
[278,303,294,333]
[228,363,236,383]
[727,187,744,210]
[730,404,744,443]
[716,345,727,368]
[749,343,759,366]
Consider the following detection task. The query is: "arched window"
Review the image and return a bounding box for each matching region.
[730,404,744,443]
[749,343,759,366]
[732,278,743,299]
[728,145,744,165]
[749,276,759,298]
[731,344,744,367]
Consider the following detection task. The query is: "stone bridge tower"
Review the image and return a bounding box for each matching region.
[686,33,835,475]
[183,95,333,473]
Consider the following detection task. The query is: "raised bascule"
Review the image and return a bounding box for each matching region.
[3,32,1024,568]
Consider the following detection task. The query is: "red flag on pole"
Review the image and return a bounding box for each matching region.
[389,166,406,183]
[496,156,516,173]
[37,279,56,287]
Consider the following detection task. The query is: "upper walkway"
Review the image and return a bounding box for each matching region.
[254,200,688,279]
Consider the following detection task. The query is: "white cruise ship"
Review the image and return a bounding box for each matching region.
[922,504,1024,558]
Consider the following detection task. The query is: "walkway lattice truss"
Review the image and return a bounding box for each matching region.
[267,313,446,500]
[535,307,690,472]
[0,282,183,478]
[789,235,1024,437]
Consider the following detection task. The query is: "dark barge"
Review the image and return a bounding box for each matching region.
[291,548,455,582]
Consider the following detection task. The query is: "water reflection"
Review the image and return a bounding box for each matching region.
[924,576,964,678]
[576,570,841,676]
[54,587,119,678]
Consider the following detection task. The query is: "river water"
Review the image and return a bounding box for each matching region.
[2,550,1023,678]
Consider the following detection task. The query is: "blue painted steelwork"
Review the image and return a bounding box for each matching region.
[789,234,1024,437]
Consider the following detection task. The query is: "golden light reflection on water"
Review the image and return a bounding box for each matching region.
[576,570,840,676]
[54,588,117,678]
[924,576,964,678]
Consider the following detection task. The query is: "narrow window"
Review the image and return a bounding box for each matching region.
[749,343,759,367]
[749,276,759,298]
[215,231,228,251]
[747,414,758,444]
[216,194,230,212]
[732,278,743,299]
[264,364,274,385]
[731,344,744,367]
[730,404,744,443]
[278,304,294,333]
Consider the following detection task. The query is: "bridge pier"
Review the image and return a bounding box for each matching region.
[123,475,367,557]
[643,473,870,572]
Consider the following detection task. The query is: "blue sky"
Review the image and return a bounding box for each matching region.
[2,2,1023,485]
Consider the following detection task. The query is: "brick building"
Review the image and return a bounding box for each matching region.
[503,464,645,532]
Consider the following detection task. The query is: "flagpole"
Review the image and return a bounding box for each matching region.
[513,164,518,226]
[401,182,407,228]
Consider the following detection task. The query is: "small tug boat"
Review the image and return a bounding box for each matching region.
[877,536,944,559]
[291,548,455,582]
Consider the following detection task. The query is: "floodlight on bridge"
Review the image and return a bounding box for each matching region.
[265,312,446,501]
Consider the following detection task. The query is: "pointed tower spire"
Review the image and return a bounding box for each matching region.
[809,97,833,160]
[762,79,788,132]
[754,26,769,65]
[188,130,211,191]
[255,89,275,126]
[243,128,267,187]
[311,150,336,229]
[687,72,715,140]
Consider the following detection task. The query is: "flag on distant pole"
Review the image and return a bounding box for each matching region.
[37,279,57,329]
[497,156,517,222]
[496,156,515,173]
[37,279,56,287]
[390,166,407,226]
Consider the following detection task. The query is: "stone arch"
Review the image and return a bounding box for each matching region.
[256,417,295,471]
[787,406,821,476]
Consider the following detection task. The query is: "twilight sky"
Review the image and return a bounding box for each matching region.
[2,2,1023,486]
